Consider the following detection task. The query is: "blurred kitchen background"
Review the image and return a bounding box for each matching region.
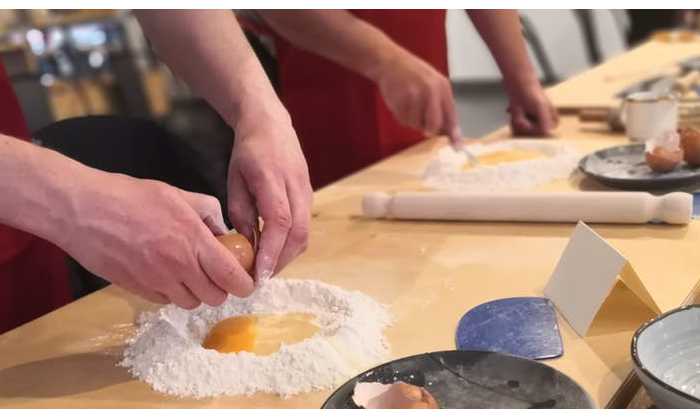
[1,9,699,141]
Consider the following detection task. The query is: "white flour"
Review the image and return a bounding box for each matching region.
[423,140,581,191]
[120,278,392,399]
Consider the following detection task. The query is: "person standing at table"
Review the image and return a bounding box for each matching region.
[0,10,312,333]
[239,10,559,189]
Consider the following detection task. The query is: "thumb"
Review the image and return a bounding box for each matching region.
[448,125,464,151]
[535,103,556,136]
[509,106,536,136]
[179,190,228,236]
[550,102,561,127]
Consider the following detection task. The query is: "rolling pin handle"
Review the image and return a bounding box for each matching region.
[658,192,693,224]
[363,192,392,218]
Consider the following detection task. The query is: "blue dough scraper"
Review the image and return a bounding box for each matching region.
[455,297,563,360]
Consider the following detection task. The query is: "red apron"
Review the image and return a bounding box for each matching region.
[0,62,71,334]
[246,10,448,189]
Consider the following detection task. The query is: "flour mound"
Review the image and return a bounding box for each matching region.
[423,140,580,191]
[120,278,392,398]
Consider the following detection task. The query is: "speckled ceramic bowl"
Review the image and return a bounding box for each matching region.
[632,305,700,408]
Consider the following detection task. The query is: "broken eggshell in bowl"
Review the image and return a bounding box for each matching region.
[679,126,700,166]
[352,381,439,409]
[645,130,684,173]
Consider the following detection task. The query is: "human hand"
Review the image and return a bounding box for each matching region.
[373,51,463,147]
[507,81,559,137]
[59,171,255,309]
[227,109,313,283]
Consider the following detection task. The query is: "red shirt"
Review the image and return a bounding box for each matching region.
[0,62,71,334]
[244,10,448,189]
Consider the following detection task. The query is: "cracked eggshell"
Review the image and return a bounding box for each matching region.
[679,127,700,166]
[352,381,439,409]
[645,146,684,173]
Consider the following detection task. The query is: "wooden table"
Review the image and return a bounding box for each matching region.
[548,38,700,112]
[2,40,700,409]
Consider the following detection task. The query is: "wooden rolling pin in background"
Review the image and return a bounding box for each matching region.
[362,191,693,225]
[578,107,625,132]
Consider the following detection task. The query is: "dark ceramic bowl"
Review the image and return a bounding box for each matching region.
[632,305,700,408]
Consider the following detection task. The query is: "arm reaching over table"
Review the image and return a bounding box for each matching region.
[257,10,463,147]
[135,10,313,281]
[0,134,253,308]
[256,10,558,145]
[467,10,559,136]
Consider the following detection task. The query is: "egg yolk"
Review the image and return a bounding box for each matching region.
[463,149,545,171]
[202,313,320,356]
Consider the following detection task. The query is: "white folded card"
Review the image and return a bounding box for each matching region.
[544,221,661,336]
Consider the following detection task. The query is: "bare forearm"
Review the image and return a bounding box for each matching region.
[467,10,539,92]
[258,10,409,81]
[135,10,288,129]
[0,135,90,245]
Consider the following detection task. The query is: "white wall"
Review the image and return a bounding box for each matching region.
[446,10,503,81]
[447,9,627,83]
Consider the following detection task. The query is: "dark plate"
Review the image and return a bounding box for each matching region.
[579,144,700,190]
[321,350,594,409]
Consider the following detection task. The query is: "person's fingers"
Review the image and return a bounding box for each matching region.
[535,102,556,136]
[275,179,312,272]
[396,87,423,130]
[227,166,259,246]
[423,92,443,135]
[550,102,561,126]
[197,235,255,297]
[440,83,463,148]
[246,175,292,282]
[179,190,228,236]
[183,263,228,306]
[164,282,201,310]
[510,106,536,136]
[119,281,170,305]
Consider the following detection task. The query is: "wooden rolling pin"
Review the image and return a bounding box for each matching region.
[362,191,693,225]
[578,107,625,131]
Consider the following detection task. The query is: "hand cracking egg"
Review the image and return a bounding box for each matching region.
[216,232,255,274]
[204,233,323,357]
[645,130,684,173]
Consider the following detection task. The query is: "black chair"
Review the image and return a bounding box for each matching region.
[33,114,233,297]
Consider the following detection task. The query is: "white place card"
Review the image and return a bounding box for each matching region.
[544,221,661,336]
